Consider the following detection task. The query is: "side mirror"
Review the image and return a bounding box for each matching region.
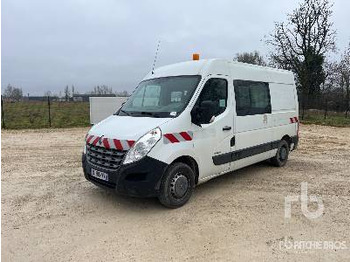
[190,106,201,126]
[191,100,216,126]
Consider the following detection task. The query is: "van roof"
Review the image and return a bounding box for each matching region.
[143,59,295,85]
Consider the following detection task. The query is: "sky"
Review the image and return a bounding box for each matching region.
[2,0,350,96]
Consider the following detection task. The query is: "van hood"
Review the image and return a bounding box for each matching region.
[88,115,171,141]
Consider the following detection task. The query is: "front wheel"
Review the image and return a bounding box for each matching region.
[158,162,195,208]
[270,140,290,167]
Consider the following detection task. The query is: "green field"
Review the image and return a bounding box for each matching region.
[302,110,350,127]
[1,101,350,129]
[2,101,90,129]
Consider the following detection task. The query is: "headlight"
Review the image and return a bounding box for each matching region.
[123,127,162,164]
[83,143,87,154]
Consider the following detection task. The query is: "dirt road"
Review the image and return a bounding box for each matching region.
[2,125,350,261]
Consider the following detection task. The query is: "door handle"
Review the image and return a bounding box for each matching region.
[222,126,232,131]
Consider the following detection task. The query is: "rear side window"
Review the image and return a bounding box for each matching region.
[234,80,271,116]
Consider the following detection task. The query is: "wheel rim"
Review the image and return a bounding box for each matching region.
[279,146,287,162]
[170,173,189,199]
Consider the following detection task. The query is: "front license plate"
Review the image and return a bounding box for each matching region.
[91,168,109,182]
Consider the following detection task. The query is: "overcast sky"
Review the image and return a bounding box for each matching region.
[2,0,350,96]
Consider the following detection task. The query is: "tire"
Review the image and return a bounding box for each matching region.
[271,140,290,167]
[158,162,195,208]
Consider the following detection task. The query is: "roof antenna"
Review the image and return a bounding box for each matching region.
[151,40,161,74]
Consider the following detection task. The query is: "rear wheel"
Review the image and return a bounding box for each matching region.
[158,162,195,208]
[271,140,290,167]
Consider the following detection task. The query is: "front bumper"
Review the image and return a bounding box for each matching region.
[82,154,168,197]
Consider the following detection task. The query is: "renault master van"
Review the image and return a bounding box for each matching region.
[82,57,299,208]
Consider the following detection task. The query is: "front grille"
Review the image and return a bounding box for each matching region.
[86,143,126,170]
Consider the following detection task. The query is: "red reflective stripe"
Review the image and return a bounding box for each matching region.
[164,134,179,143]
[290,117,298,123]
[179,132,192,141]
[113,139,123,150]
[92,136,100,146]
[86,135,94,143]
[102,138,110,149]
[127,140,135,147]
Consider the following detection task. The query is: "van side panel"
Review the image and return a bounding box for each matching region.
[269,82,298,144]
[231,77,298,172]
[235,115,272,149]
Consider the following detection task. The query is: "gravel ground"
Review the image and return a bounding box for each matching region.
[1,125,350,261]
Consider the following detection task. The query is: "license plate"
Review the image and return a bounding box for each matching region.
[91,168,109,182]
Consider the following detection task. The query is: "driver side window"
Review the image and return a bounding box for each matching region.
[196,78,228,117]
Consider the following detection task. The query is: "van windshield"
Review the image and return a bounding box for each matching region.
[117,75,201,118]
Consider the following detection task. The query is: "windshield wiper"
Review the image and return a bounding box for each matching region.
[118,109,131,116]
[134,111,162,118]
[140,111,155,116]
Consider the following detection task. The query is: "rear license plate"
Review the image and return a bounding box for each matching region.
[91,168,109,182]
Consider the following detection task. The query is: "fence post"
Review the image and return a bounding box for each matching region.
[48,96,51,127]
[1,96,5,129]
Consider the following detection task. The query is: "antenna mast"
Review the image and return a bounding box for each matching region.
[151,40,161,74]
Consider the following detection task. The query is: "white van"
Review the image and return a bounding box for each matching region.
[82,57,299,208]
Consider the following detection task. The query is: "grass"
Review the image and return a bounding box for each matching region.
[2,101,350,129]
[2,101,90,129]
[301,110,350,127]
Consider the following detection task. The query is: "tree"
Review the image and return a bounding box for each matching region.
[64,85,70,101]
[322,44,350,117]
[321,61,339,117]
[339,43,350,117]
[116,90,129,97]
[92,85,113,94]
[3,84,23,101]
[234,51,266,66]
[267,0,336,118]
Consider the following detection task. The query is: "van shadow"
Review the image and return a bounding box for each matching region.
[90,161,273,211]
[194,161,273,197]
[90,187,164,212]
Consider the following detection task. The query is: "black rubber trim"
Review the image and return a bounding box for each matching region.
[230,136,235,147]
[213,140,280,165]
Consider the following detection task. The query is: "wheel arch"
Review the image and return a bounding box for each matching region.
[281,134,292,148]
[172,155,199,185]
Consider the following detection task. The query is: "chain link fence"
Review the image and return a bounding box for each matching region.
[299,92,350,117]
